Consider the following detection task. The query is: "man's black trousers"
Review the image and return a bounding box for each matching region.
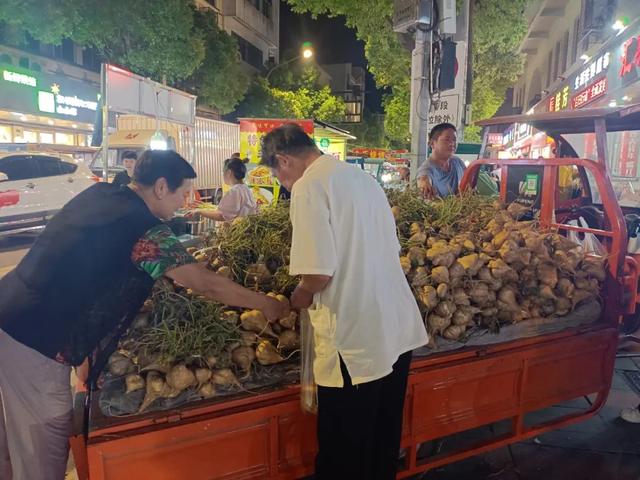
[315,350,412,480]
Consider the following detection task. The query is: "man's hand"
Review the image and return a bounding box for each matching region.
[291,283,314,310]
[261,295,290,323]
[290,274,332,310]
[417,176,437,200]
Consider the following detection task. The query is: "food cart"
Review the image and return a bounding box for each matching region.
[70,105,638,479]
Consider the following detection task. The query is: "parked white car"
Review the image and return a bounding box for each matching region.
[0,151,97,235]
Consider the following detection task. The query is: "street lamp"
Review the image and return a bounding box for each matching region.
[266,42,314,82]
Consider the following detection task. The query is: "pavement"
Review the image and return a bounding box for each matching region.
[0,232,36,277]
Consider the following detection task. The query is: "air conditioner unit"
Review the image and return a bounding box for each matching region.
[393,0,432,33]
[437,0,456,35]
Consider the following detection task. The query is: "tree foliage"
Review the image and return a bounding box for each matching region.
[286,0,528,145]
[0,1,249,112]
[465,0,527,142]
[235,65,346,123]
[179,9,249,114]
[339,112,388,149]
[286,0,410,144]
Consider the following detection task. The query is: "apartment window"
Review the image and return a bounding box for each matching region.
[62,39,75,64]
[248,0,272,19]
[553,42,561,82]
[262,0,272,18]
[82,47,101,72]
[25,33,40,55]
[560,31,569,74]
[571,17,580,63]
[233,33,264,70]
[583,0,595,30]
[546,50,553,87]
[344,101,362,123]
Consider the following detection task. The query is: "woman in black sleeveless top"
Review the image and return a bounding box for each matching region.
[0,150,287,480]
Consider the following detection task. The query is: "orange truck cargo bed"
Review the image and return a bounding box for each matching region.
[74,324,617,480]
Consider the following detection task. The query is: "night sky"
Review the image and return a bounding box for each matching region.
[279,3,385,113]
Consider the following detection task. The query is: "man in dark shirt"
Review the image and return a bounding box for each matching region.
[112,150,138,187]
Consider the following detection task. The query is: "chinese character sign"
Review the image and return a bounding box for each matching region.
[239,119,314,164]
[571,78,608,109]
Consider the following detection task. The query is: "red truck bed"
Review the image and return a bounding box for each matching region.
[74,323,617,479]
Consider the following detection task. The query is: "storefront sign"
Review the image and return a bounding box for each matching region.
[620,34,640,78]
[239,118,314,165]
[514,122,532,143]
[37,90,98,117]
[2,69,36,87]
[574,52,610,91]
[487,133,503,146]
[548,86,570,112]
[0,63,99,124]
[571,77,608,109]
[428,94,459,126]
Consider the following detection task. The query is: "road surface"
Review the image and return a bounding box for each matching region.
[0,232,37,277]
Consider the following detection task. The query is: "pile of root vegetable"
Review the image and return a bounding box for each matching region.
[205,201,298,295]
[103,193,607,415]
[388,189,606,345]
[103,276,300,415]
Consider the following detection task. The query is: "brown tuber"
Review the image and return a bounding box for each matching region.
[165,363,196,392]
[125,374,145,394]
[256,340,285,365]
[277,330,300,351]
[431,266,450,285]
[231,346,256,376]
[212,368,240,388]
[240,310,277,337]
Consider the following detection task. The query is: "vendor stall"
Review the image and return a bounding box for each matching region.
[238,118,355,204]
[71,107,637,479]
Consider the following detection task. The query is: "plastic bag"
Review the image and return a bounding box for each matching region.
[299,308,318,414]
[567,217,606,256]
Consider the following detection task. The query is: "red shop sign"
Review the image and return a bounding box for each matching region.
[571,77,608,109]
[620,35,640,78]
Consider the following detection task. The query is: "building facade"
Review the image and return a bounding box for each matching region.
[0,30,100,151]
[213,0,280,71]
[513,0,640,112]
[321,63,365,123]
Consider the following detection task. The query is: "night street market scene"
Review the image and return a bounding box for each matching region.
[1,0,640,479]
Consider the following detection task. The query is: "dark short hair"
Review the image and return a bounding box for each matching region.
[429,123,457,143]
[260,123,317,168]
[133,150,196,192]
[224,157,248,180]
[122,150,138,161]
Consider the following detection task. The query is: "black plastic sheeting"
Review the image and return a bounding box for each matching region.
[99,361,301,417]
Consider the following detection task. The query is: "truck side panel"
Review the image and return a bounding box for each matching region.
[83,327,617,480]
[192,117,239,191]
[117,115,239,190]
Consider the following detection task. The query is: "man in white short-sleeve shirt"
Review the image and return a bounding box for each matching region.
[261,124,428,479]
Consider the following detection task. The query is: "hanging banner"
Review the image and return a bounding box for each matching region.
[238,118,314,205]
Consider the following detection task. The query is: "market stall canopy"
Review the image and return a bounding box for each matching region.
[477,103,640,135]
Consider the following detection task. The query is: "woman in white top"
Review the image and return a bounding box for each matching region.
[197,157,258,221]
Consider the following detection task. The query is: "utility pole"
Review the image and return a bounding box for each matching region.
[409,26,430,181]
